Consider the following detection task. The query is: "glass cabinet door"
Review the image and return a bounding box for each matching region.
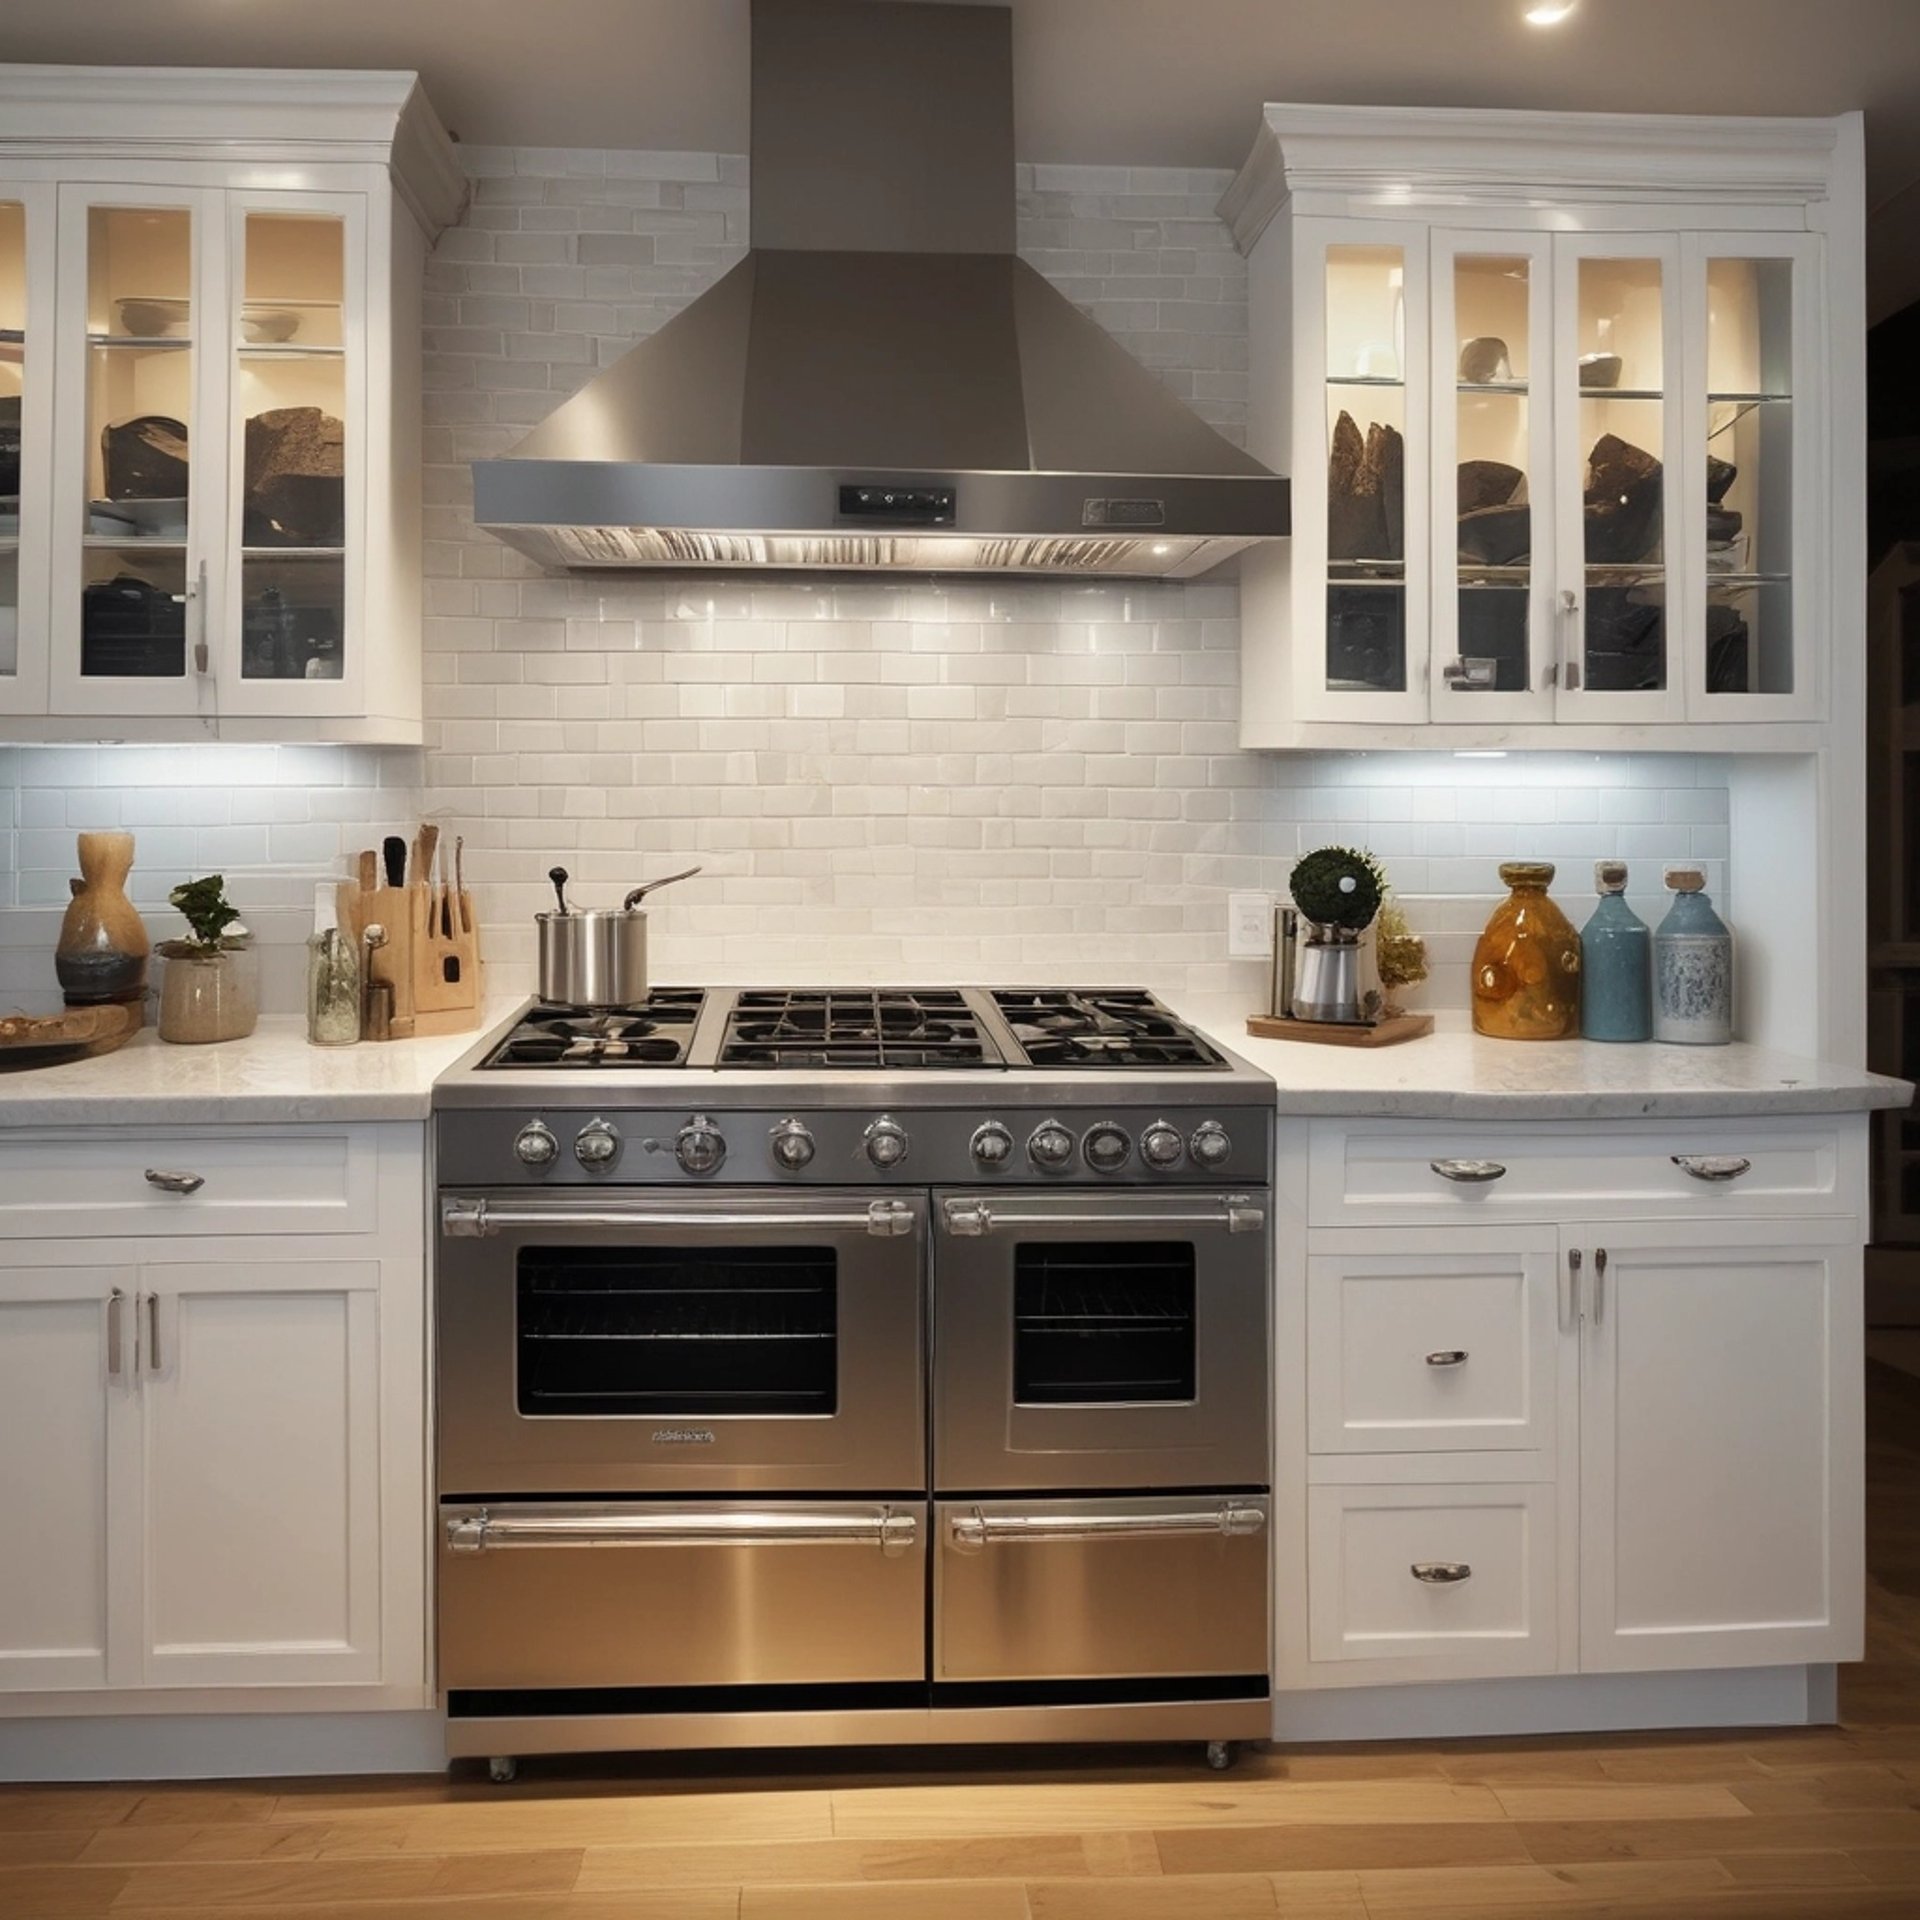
[1684,234,1817,718]
[0,186,52,715]
[50,186,224,716]
[1300,223,1430,723]
[1552,235,1686,722]
[223,194,362,714]
[1430,233,1554,720]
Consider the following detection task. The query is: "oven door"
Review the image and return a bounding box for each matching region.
[933,1188,1269,1491]
[437,1189,925,1495]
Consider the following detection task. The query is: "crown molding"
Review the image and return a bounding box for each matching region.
[0,65,468,239]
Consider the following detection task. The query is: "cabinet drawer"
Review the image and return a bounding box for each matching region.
[1307,1482,1557,1682]
[0,1130,377,1238]
[1309,1120,1849,1227]
[1307,1233,1559,1455]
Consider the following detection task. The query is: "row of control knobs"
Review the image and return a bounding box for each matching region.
[512,1114,1232,1173]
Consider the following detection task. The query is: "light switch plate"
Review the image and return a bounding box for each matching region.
[1228,891,1274,958]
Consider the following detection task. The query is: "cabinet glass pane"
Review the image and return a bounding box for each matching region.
[1454,255,1533,694]
[1326,245,1406,692]
[84,208,192,679]
[0,202,23,682]
[1704,257,1793,695]
[238,212,346,680]
[1579,258,1666,694]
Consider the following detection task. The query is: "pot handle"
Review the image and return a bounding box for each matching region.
[622,866,703,910]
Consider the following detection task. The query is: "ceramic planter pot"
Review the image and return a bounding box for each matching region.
[157,944,259,1044]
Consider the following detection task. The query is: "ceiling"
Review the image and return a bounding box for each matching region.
[6,0,1920,317]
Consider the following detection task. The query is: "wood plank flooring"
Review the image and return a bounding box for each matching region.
[8,1371,1920,1919]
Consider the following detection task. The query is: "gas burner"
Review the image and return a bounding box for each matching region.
[483,989,706,1068]
[718,989,999,1070]
[992,989,1227,1071]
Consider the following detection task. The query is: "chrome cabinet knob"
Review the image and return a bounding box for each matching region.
[674,1115,726,1175]
[513,1121,559,1167]
[1189,1121,1232,1169]
[1083,1122,1132,1172]
[144,1168,205,1195]
[863,1116,909,1168]
[574,1119,621,1169]
[769,1118,815,1170]
[1140,1122,1185,1168]
[970,1121,1013,1167]
[1028,1120,1075,1170]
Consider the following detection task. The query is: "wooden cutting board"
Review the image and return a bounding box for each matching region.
[1246,1010,1433,1049]
[0,999,144,1068]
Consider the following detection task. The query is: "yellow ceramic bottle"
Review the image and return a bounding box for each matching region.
[1471,861,1582,1039]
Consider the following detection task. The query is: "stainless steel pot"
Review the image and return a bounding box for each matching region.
[535,866,699,1008]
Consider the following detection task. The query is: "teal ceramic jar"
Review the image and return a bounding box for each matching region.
[1580,860,1651,1043]
[1653,866,1733,1045]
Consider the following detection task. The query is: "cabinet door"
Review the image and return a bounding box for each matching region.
[1428,231,1556,722]
[133,1258,383,1687]
[1295,218,1432,724]
[0,1266,135,1691]
[1680,232,1822,722]
[0,182,54,716]
[49,183,227,718]
[219,190,367,719]
[1575,1218,1861,1672]
[1550,234,1687,724]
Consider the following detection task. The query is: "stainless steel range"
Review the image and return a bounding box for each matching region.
[432,987,1273,1775]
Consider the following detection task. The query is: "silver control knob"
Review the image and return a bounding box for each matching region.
[970,1121,1014,1167]
[573,1119,620,1169]
[1028,1120,1076,1171]
[769,1118,815,1170]
[863,1116,909,1168]
[513,1120,559,1167]
[1140,1121,1185,1169]
[1189,1120,1233,1169]
[1083,1122,1132,1172]
[675,1115,727,1175]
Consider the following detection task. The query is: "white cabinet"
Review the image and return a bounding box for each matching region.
[0,1125,427,1711]
[0,66,463,744]
[1224,106,1859,749]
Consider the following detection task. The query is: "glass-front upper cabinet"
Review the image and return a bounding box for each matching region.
[0,186,50,715]
[1430,233,1554,721]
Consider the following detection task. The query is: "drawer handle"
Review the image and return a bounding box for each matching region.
[1430,1159,1506,1184]
[1425,1350,1468,1368]
[1671,1154,1753,1183]
[947,1504,1266,1554]
[1411,1562,1472,1584]
[144,1168,205,1196]
[445,1507,919,1557]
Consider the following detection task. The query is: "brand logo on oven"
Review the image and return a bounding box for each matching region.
[652,1426,717,1446]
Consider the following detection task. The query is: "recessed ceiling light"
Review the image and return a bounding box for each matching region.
[1524,0,1578,22]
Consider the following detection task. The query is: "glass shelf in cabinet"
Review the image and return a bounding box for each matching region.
[1580,386,1663,401]
[240,544,346,557]
[1326,374,1405,388]
[1705,571,1792,587]
[1707,391,1791,405]
[87,335,192,351]
[236,344,345,360]
[1328,559,1408,580]
[1456,379,1528,395]
[80,534,186,549]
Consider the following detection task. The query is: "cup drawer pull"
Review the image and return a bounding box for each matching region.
[144,1169,205,1195]
[1411,1561,1472,1584]
[1430,1159,1506,1184]
[1671,1154,1753,1182]
[1424,1350,1468,1368]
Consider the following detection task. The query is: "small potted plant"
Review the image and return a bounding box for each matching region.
[1288,845,1387,1023]
[157,875,260,1044]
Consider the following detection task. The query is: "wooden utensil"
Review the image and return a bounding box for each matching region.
[357,848,377,892]
[382,836,407,888]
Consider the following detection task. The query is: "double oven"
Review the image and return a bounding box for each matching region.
[435,1101,1272,1758]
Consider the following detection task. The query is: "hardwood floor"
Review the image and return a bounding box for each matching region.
[8,1379,1920,1919]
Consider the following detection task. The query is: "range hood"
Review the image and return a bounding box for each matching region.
[471,0,1288,578]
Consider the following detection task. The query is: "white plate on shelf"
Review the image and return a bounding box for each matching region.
[114,296,191,339]
[90,497,188,540]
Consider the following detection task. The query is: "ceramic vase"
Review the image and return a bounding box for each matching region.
[1471,861,1582,1040]
[1653,867,1733,1045]
[1581,860,1652,1043]
[54,831,150,1005]
[157,943,260,1045]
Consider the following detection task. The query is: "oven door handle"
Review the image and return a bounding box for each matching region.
[941,1196,1264,1236]
[444,1505,919,1557]
[946,1503,1267,1554]
[440,1196,916,1238]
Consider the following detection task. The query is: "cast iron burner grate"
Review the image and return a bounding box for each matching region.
[992,988,1227,1070]
[718,988,999,1070]
[482,989,706,1068]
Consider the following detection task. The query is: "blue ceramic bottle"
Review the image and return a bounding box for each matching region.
[1653,866,1733,1045]
[1580,860,1651,1043]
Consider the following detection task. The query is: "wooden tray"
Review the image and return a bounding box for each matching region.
[0,998,144,1069]
[1246,1010,1433,1049]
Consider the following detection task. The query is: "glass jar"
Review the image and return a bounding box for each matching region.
[1471,861,1582,1040]
[305,928,361,1046]
[157,942,260,1045]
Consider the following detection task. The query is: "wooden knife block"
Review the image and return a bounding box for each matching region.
[335,881,483,1040]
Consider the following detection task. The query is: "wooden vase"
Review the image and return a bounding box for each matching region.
[55,831,150,1006]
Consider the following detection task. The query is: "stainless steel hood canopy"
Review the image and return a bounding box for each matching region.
[471,0,1288,578]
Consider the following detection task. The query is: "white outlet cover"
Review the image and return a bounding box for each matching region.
[1228,891,1274,958]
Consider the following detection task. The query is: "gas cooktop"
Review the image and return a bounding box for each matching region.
[472,986,1227,1075]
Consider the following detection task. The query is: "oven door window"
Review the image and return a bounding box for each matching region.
[516,1245,837,1417]
[1012,1240,1196,1405]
